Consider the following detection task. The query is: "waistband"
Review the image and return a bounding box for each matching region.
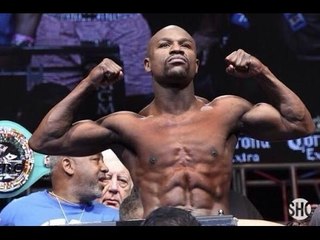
[47,13,136,22]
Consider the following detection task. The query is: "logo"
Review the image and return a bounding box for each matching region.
[288,198,312,221]
[0,126,34,192]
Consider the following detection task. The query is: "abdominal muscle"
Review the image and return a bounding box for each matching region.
[138,157,232,217]
[128,109,237,217]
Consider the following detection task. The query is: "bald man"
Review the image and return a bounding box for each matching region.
[98,149,133,208]
[0,153,119,226]
[29,25,315,217]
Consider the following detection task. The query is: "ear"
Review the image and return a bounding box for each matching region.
[195,58,200,74]
[61,157,75,176]
[144,57,151,72]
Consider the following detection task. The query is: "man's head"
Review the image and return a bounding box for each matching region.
[119,186,143,221]
[49,153,108,204]
[141,206,201,226]
[144,25,199,87]
[98,149,133,208]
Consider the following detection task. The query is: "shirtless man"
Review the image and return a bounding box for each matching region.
[29,25,315,217]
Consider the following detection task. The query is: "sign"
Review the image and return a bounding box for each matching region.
[233,133,320,164]
[288,198,312,221]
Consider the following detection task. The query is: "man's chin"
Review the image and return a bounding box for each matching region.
[167,70,187,79]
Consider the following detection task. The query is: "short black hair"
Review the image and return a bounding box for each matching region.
[119,187,143,221]
[141,206,201,226]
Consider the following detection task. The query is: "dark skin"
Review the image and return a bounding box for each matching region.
[29,25,315,217]
[51,153,108,204]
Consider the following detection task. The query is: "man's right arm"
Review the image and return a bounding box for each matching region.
[28,58,124,155]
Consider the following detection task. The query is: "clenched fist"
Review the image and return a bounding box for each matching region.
[225,49,265,79]
[86,58,124,87]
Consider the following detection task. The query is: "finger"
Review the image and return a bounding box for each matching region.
[225,51,237,64]
[235,65,249,73]
[226,64,235,74]
[244,55,252,71]
[104,68,122,79]
[118,70,124,80]
[104,71,112,79]
[236,54,251,72]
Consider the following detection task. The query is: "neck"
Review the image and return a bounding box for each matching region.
[49,190,86,224]
[153,94,197,115]
[49,191,80,205]
[153,84,196,114]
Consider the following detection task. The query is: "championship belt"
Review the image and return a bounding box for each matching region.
[0,120,50,198]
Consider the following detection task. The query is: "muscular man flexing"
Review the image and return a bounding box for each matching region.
[29,25,315,217]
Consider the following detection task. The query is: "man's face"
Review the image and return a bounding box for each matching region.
[99,159,133,208]
[145,25,199,87]
[73,153,108,202]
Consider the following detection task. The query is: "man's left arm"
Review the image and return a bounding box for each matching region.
[225,49,315,140]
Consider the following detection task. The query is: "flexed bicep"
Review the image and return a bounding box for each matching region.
[240,103,305,141]
[62,120,119,156]
[29,119,119,156]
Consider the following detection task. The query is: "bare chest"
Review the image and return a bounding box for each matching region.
[129,112,236,167]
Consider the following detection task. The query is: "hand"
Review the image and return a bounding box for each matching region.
[87,58,124,87]
[225,49,264,78]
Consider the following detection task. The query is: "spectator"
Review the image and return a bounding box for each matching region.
[119,186,143,221]
[308,204,320,226]
[0,14,41,121]
[0,14,40,68]
[0,153,119,225]
[30,13,153,114]
[98,149,133,208]
[141,206,201,226]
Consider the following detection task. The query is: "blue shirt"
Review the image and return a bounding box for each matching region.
[0,190,119,226]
